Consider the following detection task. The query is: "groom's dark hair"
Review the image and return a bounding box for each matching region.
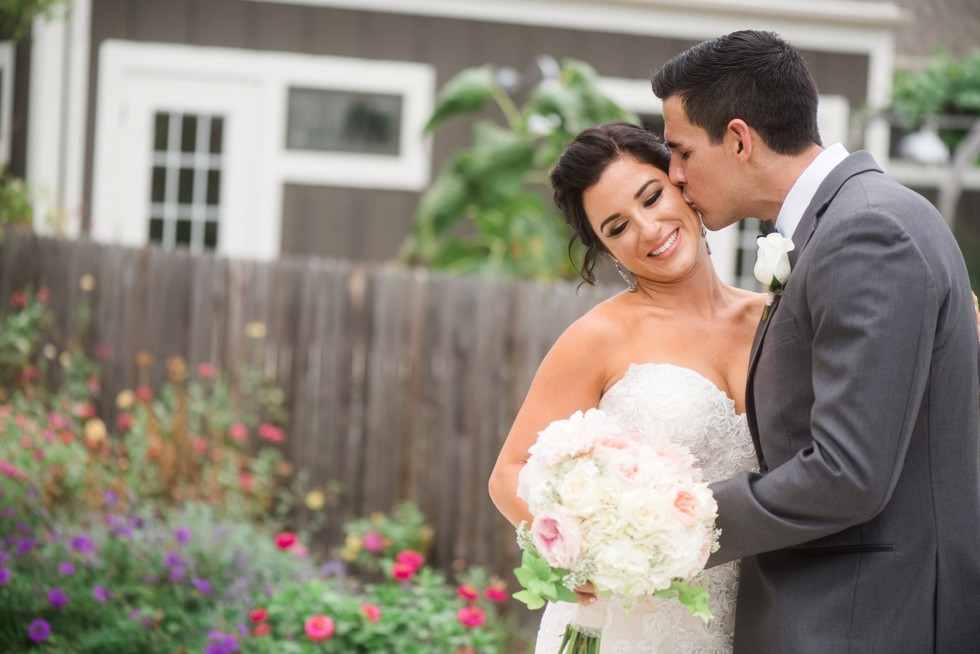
[651,30,821,155]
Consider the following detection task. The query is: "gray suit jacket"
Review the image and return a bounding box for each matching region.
[708,152,980,653]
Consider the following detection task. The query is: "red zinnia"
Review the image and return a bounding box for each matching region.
[391,562,416,581]
[252,622,272,637]
[457,584,479,601]
[484,586,508,603]
[395,550,425,571]
[248,607,269,623]
[361,603,382,623]
[457,605,486,629]
[274,532,297,550]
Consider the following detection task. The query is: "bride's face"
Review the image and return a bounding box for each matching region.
[583,156,706,284]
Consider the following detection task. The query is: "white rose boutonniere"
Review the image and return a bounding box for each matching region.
[754,233,795,321]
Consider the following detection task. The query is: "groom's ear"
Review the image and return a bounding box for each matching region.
[726,119,754,161]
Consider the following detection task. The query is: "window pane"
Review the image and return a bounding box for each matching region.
[151,166,167,203]
[181,115,198,153]
[175,219,192,245]
[210,117,223,155]
[178,168,195,204]
[206,170,221,206]
[154,113,170,152]
[149,217,164,244]
[204,221,219,249]
[286,87,402,155]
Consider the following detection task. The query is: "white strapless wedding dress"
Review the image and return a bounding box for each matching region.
[533,363,757,654]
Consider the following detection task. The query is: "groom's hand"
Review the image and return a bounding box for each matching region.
[575,582,598,606]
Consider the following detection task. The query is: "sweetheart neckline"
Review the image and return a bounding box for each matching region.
[603,362,746,419]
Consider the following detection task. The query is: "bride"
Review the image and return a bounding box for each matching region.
[488,122,761,652]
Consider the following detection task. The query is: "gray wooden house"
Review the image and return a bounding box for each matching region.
[12,0,961,288]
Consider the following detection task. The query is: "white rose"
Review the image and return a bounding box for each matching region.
[557,459,603,517]
[753,233,795,290]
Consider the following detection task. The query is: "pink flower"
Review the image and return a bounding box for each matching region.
[196,362,216,379]
[274,532,297,550]
[94,344,112,361]
[361,603,382,623]
[304,615,335,641]
[135,386,153,403]
[291,543,309,558]
[457,605,486,629]
[252,622,272,636]
[0,461,25,480]
[239,472,254,492]
[362,530,385,553]
[391,562,416,581]
[395,550,425,571]
[192,437,208,454]
[530,508,582,569]
[457,584,479,601]
[484,586,508,603]
[228,423,248,442]
[248,608,268,623]
[86,377,101,393]
[19,436,32,449]
[672,489,700,526]
[257,423,285,443]
[36,287,50,302]
[116,413,133,430]
[74,403,96,419]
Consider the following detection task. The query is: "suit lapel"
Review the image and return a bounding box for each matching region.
[743,151,883,469]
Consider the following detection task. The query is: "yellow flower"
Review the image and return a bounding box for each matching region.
[79,274,96,292]
[245,322,267,339]
[116,390,135,410]
[345,533,362,552]
[84,419,107,447]
[305,490,326,511]
[135,351,154,368]
[369,512,385,525]
[166,356,187,382]
[58,351,72,368]
[42,344,57,360]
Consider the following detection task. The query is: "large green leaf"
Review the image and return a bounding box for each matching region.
[424,66,498,132]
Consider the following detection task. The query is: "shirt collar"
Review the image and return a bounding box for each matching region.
[775,143,849,239]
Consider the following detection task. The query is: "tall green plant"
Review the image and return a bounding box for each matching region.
[892,48,980,126]
[398,59,637,280]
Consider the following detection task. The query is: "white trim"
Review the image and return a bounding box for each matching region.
[63,0,92,238]
[0,41,15,166]
[92,41,434,259]
[241,0,908,29]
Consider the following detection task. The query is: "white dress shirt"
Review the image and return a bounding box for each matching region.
[775,143,849,240]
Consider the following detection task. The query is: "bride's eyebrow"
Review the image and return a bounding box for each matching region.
[634,179,659,199]
[600,213,622,231]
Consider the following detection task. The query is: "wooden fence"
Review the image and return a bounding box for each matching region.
[0,229,612,575]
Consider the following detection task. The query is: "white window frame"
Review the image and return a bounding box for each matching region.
[0,41,15,166]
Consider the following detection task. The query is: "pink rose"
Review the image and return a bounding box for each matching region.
[530,508,582,569]
[672,489,700,526]
[228,423,248,442]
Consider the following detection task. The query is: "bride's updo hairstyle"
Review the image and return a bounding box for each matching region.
[550,122,671,286]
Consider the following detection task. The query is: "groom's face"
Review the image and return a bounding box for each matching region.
[662,96,744,231]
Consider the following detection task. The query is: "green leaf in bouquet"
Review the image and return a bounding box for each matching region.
[424,65,498,132]
[673,579,713,623]
[513,589,546,610]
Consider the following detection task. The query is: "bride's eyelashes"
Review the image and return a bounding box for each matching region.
[607,221,628,237]
[644,190,663,208]
[604,191,664,238]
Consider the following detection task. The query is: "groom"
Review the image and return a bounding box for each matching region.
[652,31,980,652]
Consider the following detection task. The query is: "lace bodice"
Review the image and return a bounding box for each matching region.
[534,363,757,653]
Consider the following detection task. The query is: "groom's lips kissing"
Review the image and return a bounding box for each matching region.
[648,229,680,258]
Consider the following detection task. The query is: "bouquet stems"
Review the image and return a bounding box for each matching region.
[559,597,606,654]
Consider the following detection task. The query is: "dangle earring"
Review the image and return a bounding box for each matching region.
[700,217,712,255]
[613,260,637,293]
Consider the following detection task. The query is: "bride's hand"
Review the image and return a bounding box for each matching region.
[575,582,598,606]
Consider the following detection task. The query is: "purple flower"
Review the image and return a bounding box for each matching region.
[69,535,95,554]
[163,552,183,568]
[58,561,76,576]
[48,587,68,609]
[204,631,239,654]
[3,507,16,517]
[103,490,118,508]
[16,522,30,534]
[0,567,10,585]
[173,526,192,546]
[28,619,51,643]
[192,577,212,595]
[0,551,8,564]
[317,559,346,579]
[92,585,109,603]
[15,538,36,556]
[169,566,186,583]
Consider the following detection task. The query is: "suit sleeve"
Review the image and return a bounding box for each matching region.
[707,209,939,566]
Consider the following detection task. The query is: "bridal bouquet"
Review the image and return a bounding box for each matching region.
[514,408,719,653]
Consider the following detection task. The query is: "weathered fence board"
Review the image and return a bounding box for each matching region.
[0,230,613,576]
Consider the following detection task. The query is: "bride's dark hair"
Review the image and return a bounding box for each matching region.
[550,122,671,286]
